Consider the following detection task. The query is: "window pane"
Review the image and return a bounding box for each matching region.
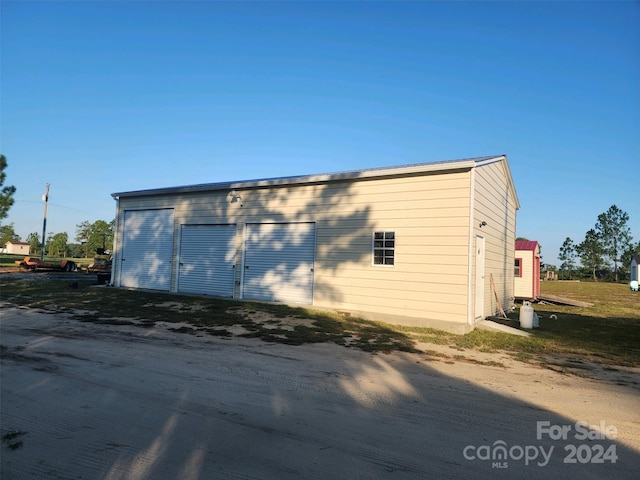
[373,231,395,267]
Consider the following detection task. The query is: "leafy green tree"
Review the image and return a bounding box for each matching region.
[27,232,41,256]
[595,205,633,282]
[0,154,17,221]
[558,237,577,280]
[67,243,85,258]
[91,219,114,253]
[577,229,604,281]
[0,223,19,248]
[75,221,92,256]
[75,219,114,257]
[620,241,640,279]
[46,232,69,257]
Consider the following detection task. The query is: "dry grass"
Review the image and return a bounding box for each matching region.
[1,275,638,365]
[0,275,417,354]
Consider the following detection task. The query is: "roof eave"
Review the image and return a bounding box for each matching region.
[112,155,503,199]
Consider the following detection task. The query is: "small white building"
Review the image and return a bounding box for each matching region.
[631,256,640,283]
[514,240,541,301]
[3,241,30,256]
[111,155,520,334]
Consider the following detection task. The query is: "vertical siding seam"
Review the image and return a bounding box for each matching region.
[467,167,476,326]
[174,223,183,293]
[171,214,178,292]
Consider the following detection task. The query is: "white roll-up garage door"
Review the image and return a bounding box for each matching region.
[242,222,316,304]
[118,209,174,290]
[177,224,237,297]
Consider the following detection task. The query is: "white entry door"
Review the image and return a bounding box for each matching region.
[118,209,174,290]
[242,223,316,304]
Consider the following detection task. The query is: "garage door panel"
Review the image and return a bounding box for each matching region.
[243,223,315,304]
[119,209,174,290]
[178,225,236,297]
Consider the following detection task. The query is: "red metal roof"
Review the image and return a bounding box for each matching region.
[515,240,539,251]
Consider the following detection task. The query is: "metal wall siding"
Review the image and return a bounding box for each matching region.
[119,209,174,290]
[243,223,316,304]
[177,224,236,297]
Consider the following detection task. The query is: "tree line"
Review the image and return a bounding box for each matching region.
[1,154,637,277]
[2,219,115,259]
[557,205,638,282]
[0,154,115,259]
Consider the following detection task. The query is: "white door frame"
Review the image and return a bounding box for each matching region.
[474,235,485,321]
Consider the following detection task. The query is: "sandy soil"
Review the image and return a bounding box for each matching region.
[1,303,638,479]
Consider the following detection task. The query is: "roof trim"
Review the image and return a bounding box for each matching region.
[112,154,511,199]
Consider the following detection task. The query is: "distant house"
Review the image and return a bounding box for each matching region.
[514,240,540,301]
[111,155,520,334]
[3,241,30,256]
[631,256,640,283]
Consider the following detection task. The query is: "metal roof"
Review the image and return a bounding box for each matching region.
[112,154,514,201]
[515,240,540,251]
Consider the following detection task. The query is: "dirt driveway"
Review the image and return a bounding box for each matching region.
[1,303,638,479]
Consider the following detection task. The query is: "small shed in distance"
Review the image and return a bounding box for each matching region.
[631,256,640,283]
[514,240,541,301]
[3,241,30,256]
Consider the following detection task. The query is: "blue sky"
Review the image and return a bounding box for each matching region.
[1,0,638,266]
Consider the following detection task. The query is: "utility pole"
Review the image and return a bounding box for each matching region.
[41,183,50,261]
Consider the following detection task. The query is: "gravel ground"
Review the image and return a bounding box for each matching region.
[1,303,639,479]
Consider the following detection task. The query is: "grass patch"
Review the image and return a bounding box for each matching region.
[380,283,639,366]
[0,277,418,354]
[1,276,638,364]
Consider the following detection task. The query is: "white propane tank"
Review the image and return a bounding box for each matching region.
[519,301,534,329]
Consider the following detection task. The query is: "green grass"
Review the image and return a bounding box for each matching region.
[398,281,639,366]
[1,276,638,364]
[0,254,27,269]
[0,254,94,269]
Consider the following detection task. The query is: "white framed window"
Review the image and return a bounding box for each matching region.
[373,231,395,266]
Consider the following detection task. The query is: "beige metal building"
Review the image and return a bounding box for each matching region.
[111,155,519,333]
